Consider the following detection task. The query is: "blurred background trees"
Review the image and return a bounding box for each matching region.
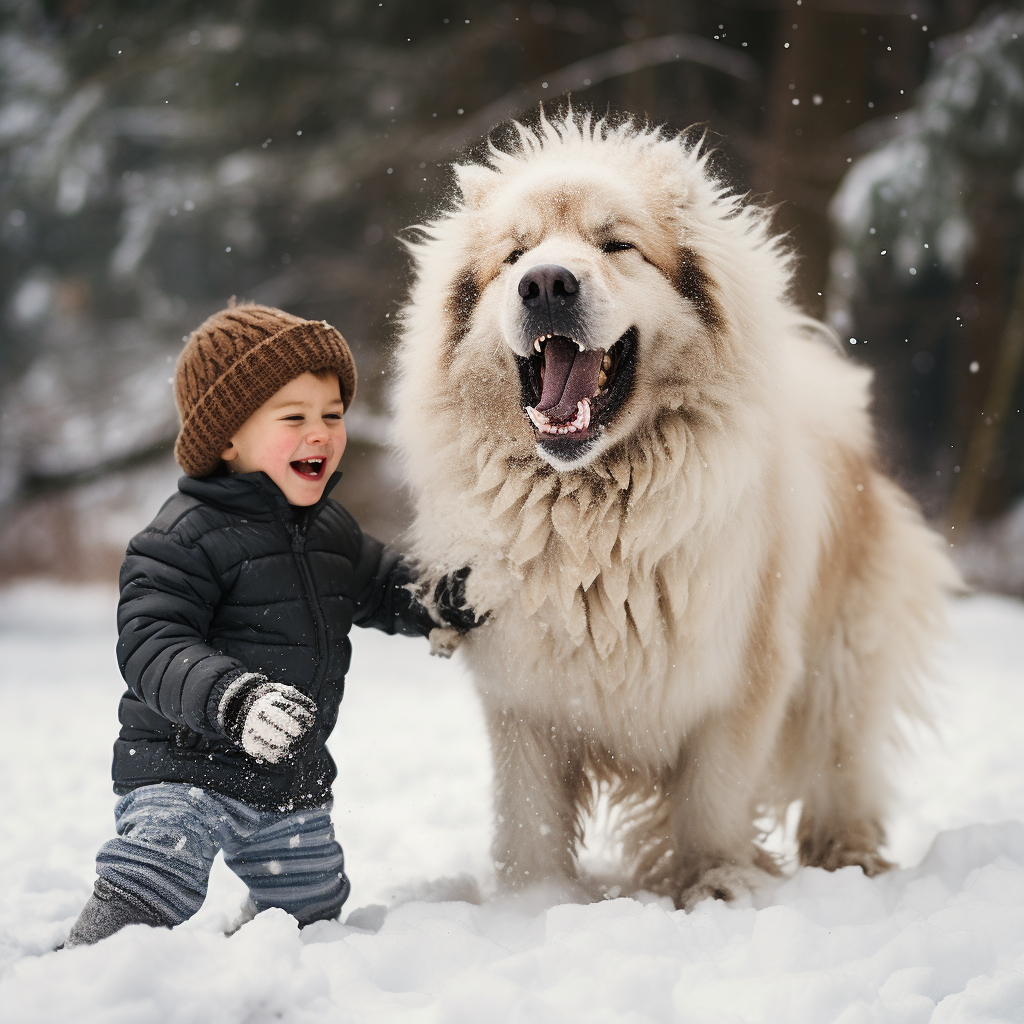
[1,0,1022,589]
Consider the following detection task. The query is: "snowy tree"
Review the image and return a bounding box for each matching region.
[0,0,997,576]
[830,7,1024,322]
[828,7,1024,521]
[0,0,761,517]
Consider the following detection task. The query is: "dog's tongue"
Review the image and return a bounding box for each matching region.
[536,337,603,422]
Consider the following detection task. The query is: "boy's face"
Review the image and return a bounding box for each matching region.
[222,371,347,505]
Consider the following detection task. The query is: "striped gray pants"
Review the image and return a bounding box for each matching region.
[94,782,350,927]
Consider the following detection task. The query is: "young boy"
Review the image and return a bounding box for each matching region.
[64,303,481,946]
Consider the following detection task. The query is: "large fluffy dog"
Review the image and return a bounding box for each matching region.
[393,113,957,908]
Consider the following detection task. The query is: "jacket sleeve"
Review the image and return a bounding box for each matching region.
[349,532,435,638]
[116,522,248,736]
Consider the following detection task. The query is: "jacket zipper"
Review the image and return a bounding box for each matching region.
[288,513,330,703]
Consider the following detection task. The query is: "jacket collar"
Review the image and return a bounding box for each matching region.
[178,470,343,521]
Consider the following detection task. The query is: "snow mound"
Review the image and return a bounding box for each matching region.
[1,584,1022,1023]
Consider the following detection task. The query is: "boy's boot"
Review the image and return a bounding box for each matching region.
[63,877,172,947]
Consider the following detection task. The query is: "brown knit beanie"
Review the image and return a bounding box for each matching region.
[173,303,357,477]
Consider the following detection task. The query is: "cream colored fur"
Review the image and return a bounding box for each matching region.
[393,113,959,909]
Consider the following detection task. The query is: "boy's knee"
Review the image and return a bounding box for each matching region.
[247,864,351,926]
[299,867,350,926]
[108,785,219,870]
[95,795,218,924]
[108,819,209,865]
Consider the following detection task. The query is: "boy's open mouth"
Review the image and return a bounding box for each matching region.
[290,457,326,480]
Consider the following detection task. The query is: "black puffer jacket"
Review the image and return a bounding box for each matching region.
[112,470,433,810]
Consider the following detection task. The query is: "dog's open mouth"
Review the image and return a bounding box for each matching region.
[290,457,326,480]
[516,327,637,461]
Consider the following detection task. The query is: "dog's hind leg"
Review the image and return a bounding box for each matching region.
[792,616,926,877]
[789,626,902,878]
[485,704,589,892]
[789,473,955,877]
[787,631,897,877]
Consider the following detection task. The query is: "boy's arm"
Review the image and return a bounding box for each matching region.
[350,535,435,637]
[118,522,319,761]
[350,530,487,638]
[116,526,251,735]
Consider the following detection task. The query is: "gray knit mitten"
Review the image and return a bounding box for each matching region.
[218,673,317,763]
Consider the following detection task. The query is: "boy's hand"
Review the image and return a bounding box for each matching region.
[433,566,488,633]
[218,674,317,763]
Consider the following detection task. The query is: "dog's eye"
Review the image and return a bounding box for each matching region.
[504,248,525,265]
[601,240,635,254]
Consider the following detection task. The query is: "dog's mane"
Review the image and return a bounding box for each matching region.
[405,109,789,277]
[396,110,830,683]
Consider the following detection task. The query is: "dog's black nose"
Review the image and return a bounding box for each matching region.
[518,265,579,310]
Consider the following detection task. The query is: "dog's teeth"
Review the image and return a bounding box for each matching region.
[529,399,591,437]
[534,339,542,353]
[602,354,612,370]
[598,370,607,389]
[526,406,550,429]
[576,340,585,352]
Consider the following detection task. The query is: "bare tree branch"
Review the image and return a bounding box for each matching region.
[717,0,929,13]
[416,34,760,160]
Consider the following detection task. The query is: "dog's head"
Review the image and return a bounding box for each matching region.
[400,112,792,473]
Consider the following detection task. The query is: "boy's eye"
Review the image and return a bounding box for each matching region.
[282,415,305,422]
[324,413,342,421]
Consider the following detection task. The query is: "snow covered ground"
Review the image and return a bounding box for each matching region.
[1,582,1023,1023]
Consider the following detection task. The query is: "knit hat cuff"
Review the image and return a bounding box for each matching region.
[174,319,357,478]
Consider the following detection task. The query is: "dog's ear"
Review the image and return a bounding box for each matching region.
[454,163,497,211]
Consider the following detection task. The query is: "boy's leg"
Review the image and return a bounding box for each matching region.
[64,877,171,947]
[221,801,350,926]
[66,783,221,946]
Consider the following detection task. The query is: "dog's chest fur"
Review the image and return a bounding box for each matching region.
[435,414,786,760]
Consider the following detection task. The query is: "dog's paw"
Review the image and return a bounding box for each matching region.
[428,626,463,658]
[677,862,779,912]
[798,827,895,876]
[854,850,896,877]
[802,842,895,877]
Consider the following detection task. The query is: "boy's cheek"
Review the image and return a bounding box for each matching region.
[267,434,304,465]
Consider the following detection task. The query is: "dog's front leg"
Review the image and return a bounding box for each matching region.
[485,705,586,891]
[631,708,785,910]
